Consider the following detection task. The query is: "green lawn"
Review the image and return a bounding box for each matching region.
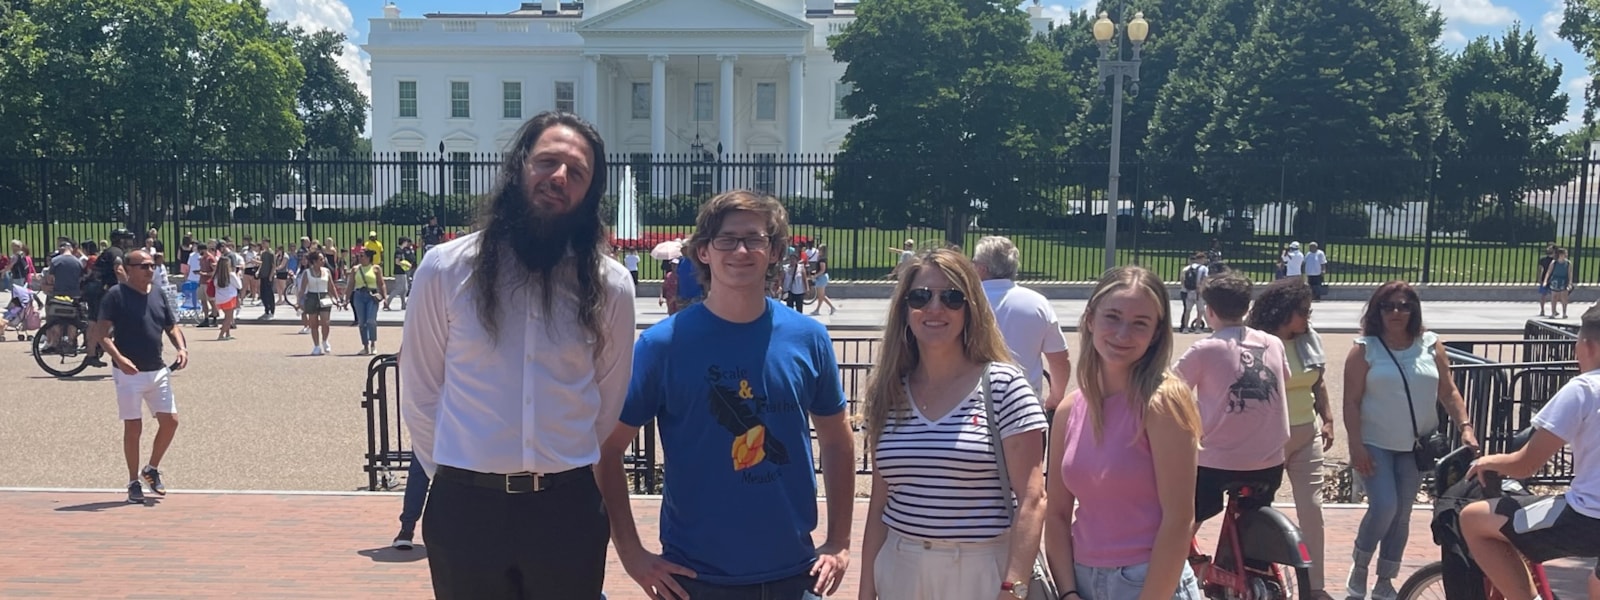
[2,221,1571,285]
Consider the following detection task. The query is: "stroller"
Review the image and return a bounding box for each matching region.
[168,280,204,325]
[3,284,40,341]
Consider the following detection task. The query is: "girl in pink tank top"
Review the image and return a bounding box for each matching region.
[1044,266,1205,600]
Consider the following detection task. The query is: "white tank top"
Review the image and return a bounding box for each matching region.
[303,267,331,294]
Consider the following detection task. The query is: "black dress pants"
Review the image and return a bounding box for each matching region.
[422,467,610,599]
[258,276,275,315]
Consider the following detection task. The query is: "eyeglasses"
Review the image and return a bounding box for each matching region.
[904,287,967,310]
[1378,301,1414,314]
[709,235,771,252]
[126,263,156,271]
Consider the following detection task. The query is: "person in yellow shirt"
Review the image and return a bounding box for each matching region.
[364,231,385,266]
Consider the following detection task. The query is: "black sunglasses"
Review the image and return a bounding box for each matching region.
[1378,301,1414,314]
[126,263,156,271]
[904,288,967,310]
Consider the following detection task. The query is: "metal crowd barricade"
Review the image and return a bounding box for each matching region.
[362,353,408,491]
[1442,321,1580,486]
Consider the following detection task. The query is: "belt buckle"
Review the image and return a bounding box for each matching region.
[504,472,543,494]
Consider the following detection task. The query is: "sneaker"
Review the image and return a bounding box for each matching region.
[311,345,324,356]
[127,481,145,504]
[141,466,166,495]
[322,341,331,354]
[84,356,106,368]
[392,528,415,550]
[1371,579,1397,600]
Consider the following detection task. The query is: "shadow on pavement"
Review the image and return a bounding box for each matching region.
[55,498,164,512]
[358,545,428,563]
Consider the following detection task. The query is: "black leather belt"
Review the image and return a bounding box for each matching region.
[434,464,591,494]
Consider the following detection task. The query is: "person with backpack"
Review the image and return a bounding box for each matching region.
[1178,252,1209,333]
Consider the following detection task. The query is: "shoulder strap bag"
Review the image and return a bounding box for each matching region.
[981,363,1059,600]
[1377,341,1449,472]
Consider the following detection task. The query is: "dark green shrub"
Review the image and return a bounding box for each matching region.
[379,192,475,226]
[1466,204,1556,243]
[1293,204,1371,239]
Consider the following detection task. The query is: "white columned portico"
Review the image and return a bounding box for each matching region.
[650,54,668,156]
[580,53,600,122]
[718,54,736,154]
[786,54,804,155]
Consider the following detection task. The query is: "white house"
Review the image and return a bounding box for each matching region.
[363,0,1052,196]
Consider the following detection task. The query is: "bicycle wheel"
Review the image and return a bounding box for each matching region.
[32,318,92,378]
[1396,561,1445,600]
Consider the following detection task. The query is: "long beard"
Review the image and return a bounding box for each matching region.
[506,186,591,275]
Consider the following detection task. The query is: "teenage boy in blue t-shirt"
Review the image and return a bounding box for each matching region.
[598,190,857,600]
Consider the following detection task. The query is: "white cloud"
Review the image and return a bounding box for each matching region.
[1427,0,1516,26]
[1541,4,1565,46]
[262,0,372,131]
[1441,28,1468,46]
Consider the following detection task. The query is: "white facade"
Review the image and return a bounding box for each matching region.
[364,1,1051,193]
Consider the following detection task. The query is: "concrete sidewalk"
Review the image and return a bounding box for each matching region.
[219,295,1564,333]
[2,490,1593,599]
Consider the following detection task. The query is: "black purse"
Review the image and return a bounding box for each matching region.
[1379,342,1450,472]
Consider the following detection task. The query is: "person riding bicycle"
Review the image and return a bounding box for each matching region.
[1459,303,1600,600]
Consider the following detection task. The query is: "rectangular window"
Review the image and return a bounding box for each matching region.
[754,153,776,193]
[399,151,420,193]
[693,82,713,122]
[631,83,651,120]
[398,81,418,118]
[833,81,853,120]
[555,81,575,113]
[690,172,713,197]
[451,81,471,118]
[450,152,471,195]
[502,81,522,119]
[755,82,776,121]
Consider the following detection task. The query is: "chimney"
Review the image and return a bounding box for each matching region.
[383,2,401,18]
[543,0,559,13]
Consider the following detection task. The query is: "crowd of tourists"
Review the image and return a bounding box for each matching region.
[11,110,1597,600]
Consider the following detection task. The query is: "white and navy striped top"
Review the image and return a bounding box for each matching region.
[874,362,1049,541]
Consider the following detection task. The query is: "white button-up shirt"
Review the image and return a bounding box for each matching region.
[400,233,636,477]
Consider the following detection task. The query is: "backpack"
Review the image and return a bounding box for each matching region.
[1182,265,1200,291]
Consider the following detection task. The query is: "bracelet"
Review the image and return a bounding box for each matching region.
[1059,591,1081,600]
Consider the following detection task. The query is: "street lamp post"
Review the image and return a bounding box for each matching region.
[1094,11,1148,272]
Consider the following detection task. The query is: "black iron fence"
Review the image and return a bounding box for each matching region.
[6,154,1600,283]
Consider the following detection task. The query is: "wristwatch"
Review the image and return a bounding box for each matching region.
[1001,580,1028,599]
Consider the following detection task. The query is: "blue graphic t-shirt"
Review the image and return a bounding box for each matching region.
[621,298,848,585]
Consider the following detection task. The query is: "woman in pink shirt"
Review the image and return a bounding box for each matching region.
[1046,266,1204,600]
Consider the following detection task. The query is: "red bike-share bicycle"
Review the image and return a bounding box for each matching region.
[1189,482,1315,600]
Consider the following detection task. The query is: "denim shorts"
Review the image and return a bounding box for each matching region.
[669,571,822,600]
[1073,561,1203,600]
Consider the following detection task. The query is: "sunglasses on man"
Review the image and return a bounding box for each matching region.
[904,287,967,311]
[126,262,157,271]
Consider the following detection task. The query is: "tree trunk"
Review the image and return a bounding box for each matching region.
[944,205,968,249]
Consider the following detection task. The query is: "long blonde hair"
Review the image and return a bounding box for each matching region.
[1076,266,1201,441]
[861,248,1015,449]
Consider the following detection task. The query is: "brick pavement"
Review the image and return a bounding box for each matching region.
[3,491,1593,599]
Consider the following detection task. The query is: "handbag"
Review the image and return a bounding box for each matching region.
[980,363,1059,600]
[1378,342,1450,472]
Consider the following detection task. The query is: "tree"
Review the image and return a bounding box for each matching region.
[1201,0,1443,240]
[1559,0,1600,125]
[0,0,304,232]
[828,0,1076,244]
[1434,26,1569,236]
[277,24,369,154]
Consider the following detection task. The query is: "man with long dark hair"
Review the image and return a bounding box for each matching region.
[400,111,636,598]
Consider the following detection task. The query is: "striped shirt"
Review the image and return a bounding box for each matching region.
[874,362,1048,541]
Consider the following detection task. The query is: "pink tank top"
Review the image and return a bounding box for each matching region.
[1058,389,1163,567]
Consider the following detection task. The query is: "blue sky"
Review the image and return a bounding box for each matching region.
[265,0,1592,133]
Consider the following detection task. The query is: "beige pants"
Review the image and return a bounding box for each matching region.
[873,530,1010,600]
[1285,422,1328,591]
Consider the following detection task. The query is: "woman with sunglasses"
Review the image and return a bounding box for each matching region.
[1045,266,1204,600]
[1343,281,1478,600]
[1245,279,1334,600]
[346,249,386,355]
[295,251,341,355]
[858,248,1049,600]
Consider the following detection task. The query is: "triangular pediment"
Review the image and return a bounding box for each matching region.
[579,0,810,33]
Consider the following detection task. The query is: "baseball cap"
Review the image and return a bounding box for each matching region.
[1289,241,1300,249]
[368,231,378,238]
